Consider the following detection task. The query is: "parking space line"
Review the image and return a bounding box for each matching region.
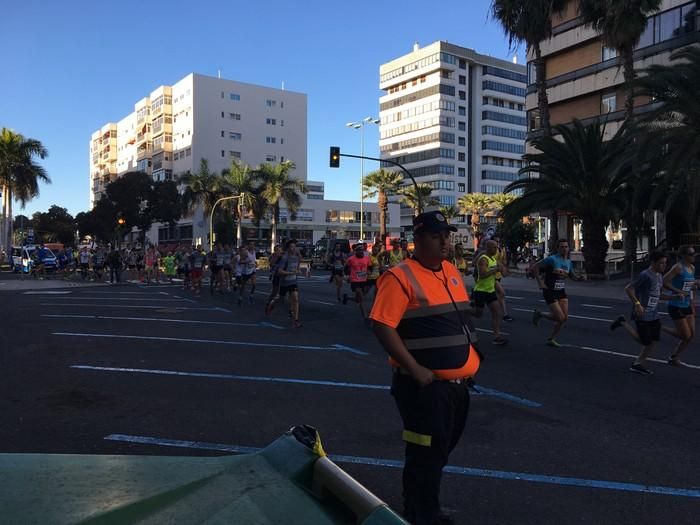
[43,315,284,329]
[54,332,368,355]
[103,434,700,499]
[71,365,541,407]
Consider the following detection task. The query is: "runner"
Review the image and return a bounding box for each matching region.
[493,236,514,322]
[343,243,372,325]
[237,246,257,305]
[327,242,347,302]
[92,247,105,282]
[245,241,258,301]
[386,239,405,269]
[400,238,411,260]
[531,239,585,347]
[79,247,90,280]
[610,251,682,375]
[144,246,155,285]
[162,251,176,284]
[265,245,284,314]
[189,245,206,295]
[125,245,137,281]
[135,248,145,282]
[662,245,698,366]
[222,243,234,291]
[452,242,469,283]
[267,239,303,328]
[181,246,192,291]
[366,243,382,300]
[472,239,508,345]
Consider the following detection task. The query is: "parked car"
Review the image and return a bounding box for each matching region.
[19,245,58,274]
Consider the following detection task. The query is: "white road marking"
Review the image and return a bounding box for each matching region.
[476,328,510,336]
[582,304,613,309]
[80,291,170,295]
[309,299,336,306]
[562,343,700,370]
[23,291,72,295]
[43,297,188,302]
[40,303,227,311]
[512,307,612,323]
[52,332,368,355]
[505,296,524,300]
[42,314,284,329]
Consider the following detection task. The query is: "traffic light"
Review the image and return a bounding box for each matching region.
[329,146,340,168]
[117,216,126,226]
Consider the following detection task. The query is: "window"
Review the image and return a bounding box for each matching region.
[458,167,466,177]
[459,59,466,69]
[602,46,617,61]
[459,75,466,85]
[221,130,225,137]
[482,81,526,97]
[482,141,524,154]
[482,111,527,126]
[458,121,466,131]
[266,99,277,107]
[458,137,466,147]
[527,62,537,85]
[458,152,466,161]
[459,90,466,101]
[307,194,323,200]
[482,126,526,140]
[221,91,225,98]
[437,195,456,205]
[230,132,242,140]
[483,66,527,83]
[221,150,225,157]
[458,106,466,116]
[230,113,241,120]
[266,137,276,144]
[266,118,277,125]
[230,93,240,101]
[509,102,515,110]
[265,155,277,162]
[221,111,225,118]
[230,151,241,158]
[482,170,519,181]
[602,93,616,113]
[458,183,465,192]
[186,148,191,157]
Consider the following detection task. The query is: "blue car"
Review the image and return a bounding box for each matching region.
[20,245,58,274]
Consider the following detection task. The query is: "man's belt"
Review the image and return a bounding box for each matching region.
[393,367,469,385]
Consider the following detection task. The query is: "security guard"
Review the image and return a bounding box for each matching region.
[370,211,481,525]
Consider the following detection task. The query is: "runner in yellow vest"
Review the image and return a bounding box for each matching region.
[473,239,507,345]
[493,237,514,322]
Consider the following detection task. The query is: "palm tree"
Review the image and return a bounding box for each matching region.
[439,205,460,221]
[363,168,402,241]
[0,128,50,251]
[179,159,224,216]
[579,0,662,123]
[491,0,567,254]
[221,160,258,247]
[253,160,305,252]
[633,47,700,179]
[503,119,637,276]
[398,183,437,216]
[458,193,495,248]
[489,193,517,216]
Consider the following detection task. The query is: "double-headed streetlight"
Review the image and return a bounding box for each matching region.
[346,116,380,241]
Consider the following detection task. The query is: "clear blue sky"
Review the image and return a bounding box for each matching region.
[0,0,522,218]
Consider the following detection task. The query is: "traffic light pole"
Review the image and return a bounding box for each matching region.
[337,153,422,212]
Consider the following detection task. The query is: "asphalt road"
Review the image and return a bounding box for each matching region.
[0,271,698,524]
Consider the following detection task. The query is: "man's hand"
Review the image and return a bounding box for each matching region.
[410,365,435,387]
[634,304,645,317]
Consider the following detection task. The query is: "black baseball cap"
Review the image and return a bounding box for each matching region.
[413,211,457,234]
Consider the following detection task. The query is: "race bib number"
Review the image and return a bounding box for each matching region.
[554,280,565,290]
[194,262,203,269]
[356,271,367,279]
[682,281,693,292]
[646,296,659,311]
[334,262,343,270]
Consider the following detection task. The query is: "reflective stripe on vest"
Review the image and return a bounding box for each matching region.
[391,260,480,380]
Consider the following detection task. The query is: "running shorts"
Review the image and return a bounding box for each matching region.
[543,288,567,304]
[279,284,298,296]
[634,319,661,346]
[351,281,368,292]
[668,305,693,320]
[472,290,498,308]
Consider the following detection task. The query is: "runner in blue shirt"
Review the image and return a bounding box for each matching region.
[662,245,698,366]
[531,239,584,347]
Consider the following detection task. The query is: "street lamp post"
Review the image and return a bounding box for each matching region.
[346,117,380,241]
[209,194,245,251]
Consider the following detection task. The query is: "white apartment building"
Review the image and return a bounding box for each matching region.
[379,41,527,231]
[89,73,307,243]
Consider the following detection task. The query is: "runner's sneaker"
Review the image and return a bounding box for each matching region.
[629,363,653,375]
[610,315,625,331]
[667,356,684,367]
[546,338,561,348]
[493,336,508,346]
[503,314,514,322]
[532,309,542,327]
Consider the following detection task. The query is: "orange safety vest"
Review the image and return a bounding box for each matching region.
[381,258,481,380]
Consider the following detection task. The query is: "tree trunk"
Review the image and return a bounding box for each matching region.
[1,185,6,251]
[471,215,480,249]
[378,191,387,240]
[6,188,13,252]
[235,202,242,248]
[581,217,609,277]
[270,204,278,254]
[622,47,636,123]
[548,210,559,255]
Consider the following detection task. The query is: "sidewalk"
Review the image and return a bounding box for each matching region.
[0,275,109,291]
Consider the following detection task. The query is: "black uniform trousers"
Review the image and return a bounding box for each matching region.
[391,372,470,525]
